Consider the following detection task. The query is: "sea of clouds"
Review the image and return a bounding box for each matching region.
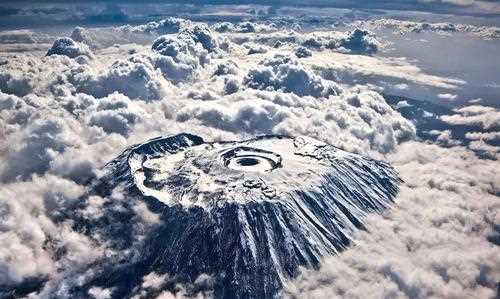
[0,10,499,299]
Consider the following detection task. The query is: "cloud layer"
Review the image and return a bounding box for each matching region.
[0,13,498,298]
[284,142,500,298]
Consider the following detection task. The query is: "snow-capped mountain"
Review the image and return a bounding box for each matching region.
[87,133,401,298]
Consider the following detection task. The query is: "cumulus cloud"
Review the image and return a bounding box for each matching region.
[0,30,36,44]
[2,46,170,101]
[176,87,414,154]
[358,18,500,40]
[0,90,148,185]
[223,76,240,95]
[395,100,412,109]
[196,24,467,103]
[212,61,239,77]
[427,129,462,146]
[465,131,500,142]
[467,140,500,160]
[0,70,33,97]
[130,272,214,299]
[47,37,94,59]
[150,23,222,83]
[72,56,169,101]
[121,17,192,35]
[226,28,380,55]
[331,28,380,54]
[441,105,500,130]
[0,29,53,46]
[0,175,104,292]
[179,24,219,53]
[243,55,341,98]
[70,27,98,49]
[212,21,275,33]
[1,117,79,182]
[294,46,312,58]
[176,96,290,134]
[88,287,113,299]
[437,93,457,101]
[246,44,268,55]
[87,92,143,136]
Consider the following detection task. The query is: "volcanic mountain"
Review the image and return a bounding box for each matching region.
[83,133,401,298]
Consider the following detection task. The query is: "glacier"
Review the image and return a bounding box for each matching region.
[86,133,401,298]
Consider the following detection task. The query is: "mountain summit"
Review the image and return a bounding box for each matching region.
[88,133,401,298]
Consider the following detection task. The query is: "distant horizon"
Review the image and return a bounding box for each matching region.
[1,0,500,17]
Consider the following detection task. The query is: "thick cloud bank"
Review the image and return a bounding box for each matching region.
[243,55,341,98]
[334,29,380,54]
[47,37,94,59]
[358,18,500,40]
[440,105,500,159]
[0,12,498,299]
[121,17,192,35]
[150,23,218,83]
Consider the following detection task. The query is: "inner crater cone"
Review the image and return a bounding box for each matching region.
[237,157,259,166]
[222,146,281,172]
[92,133,402,298]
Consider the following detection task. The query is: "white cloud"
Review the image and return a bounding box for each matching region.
[86,92,143,136]
[468,140,500,159]
[70,27,98,49]
[88,286,113,299]
[0,30,36,44]
[71,56,170,101]
[294,46,312,58]
[212,21,276,34]
[129,272,213,299]
[333,29,381,54]
[120,17,192,35]
[427,129,462,146]
[0,29,53,45]
[441,105,500,130]
[47,37,94,59]
[0,116,80,182]
[0,70,33,97]
[141,272,169,290]
[150,23,224,83]
[0,175,103,287]
[357,18,500,40]
[243,55,341,98]
[465,131,500,142]
[306,51,466,91]
[175,87,415,154]
[419,0,474,6]
[437,93,457,100]
[395,100,412,109]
